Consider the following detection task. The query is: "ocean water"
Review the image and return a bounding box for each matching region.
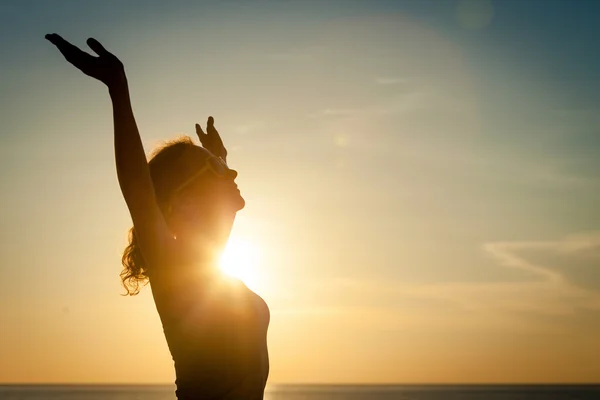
[0,385,599,400]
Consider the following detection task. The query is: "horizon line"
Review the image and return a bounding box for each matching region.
[2,382,599,386]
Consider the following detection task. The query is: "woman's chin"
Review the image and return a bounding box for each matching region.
[224,185,245,211]
[235,194,246,211]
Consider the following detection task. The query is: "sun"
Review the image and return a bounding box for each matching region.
[219,236,264,292]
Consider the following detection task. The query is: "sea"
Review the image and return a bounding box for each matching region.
[0,385,599,400]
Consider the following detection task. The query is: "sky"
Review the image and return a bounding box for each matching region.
[1,0,600,385]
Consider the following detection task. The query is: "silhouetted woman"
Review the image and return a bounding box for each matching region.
[46,34,269,399]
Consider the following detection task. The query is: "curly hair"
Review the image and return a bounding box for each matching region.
[120,135,198,295]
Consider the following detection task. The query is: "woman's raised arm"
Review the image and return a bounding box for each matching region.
[46,34,176,268]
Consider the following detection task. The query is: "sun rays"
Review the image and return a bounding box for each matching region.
[219,236,264,293]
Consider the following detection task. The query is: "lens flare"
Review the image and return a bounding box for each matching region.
[219,236,263,293]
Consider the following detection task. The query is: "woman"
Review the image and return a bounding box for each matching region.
[45,34,270,399]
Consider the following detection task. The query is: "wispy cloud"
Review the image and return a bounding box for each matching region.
[232,121,266,135]
[399,232,600,315]
[307,88,429,118]
[286,233,600,331]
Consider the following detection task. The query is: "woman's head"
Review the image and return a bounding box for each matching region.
[149,137,244,222]
[121,136,244,295]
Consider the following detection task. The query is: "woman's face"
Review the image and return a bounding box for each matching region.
[174,146,245,215]
[167,147,245,240]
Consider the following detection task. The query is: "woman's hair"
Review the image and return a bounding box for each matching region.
[120,135,198,295]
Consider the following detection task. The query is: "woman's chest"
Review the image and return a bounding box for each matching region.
[153,278,269,345]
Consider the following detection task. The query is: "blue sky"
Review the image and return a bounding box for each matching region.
[0,0,599,384]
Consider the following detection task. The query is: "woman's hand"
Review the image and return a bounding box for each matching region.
[196,116,228,162]
[45,34,126,88]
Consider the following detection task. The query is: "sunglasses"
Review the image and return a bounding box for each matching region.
[173,156,232,195]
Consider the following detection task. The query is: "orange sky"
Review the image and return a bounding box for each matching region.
[1,0,599,384]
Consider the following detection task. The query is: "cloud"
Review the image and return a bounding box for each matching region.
[288,232,600,330]
[554,232,600,255]
[398,232,600,316]
[233,121,266,135]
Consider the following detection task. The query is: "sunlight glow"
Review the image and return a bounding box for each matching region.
[219,236,264,293]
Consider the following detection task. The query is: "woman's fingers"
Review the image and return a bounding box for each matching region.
[45,33,67,46]
[86,38,110,56]
[195,123,207,143]
[207,116,218,138]
[46,34,85,57]
[46,33,94,70]
[205,116,227,159]
[196,117,226,159]
[46,34,126,87]
[207,116,220,137]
